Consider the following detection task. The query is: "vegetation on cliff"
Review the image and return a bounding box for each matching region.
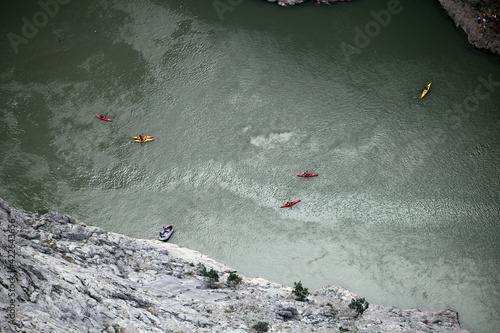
[0,198,471,332]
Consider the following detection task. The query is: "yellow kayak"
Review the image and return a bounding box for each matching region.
[133,138,154,143]
[421,82,431,99]
[132,135,153,140]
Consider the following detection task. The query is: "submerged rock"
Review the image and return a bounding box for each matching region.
[0,197,470,332]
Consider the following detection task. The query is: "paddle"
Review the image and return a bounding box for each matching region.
[277,197,292,208]
[101,112,108,123]
[418,89,433,98]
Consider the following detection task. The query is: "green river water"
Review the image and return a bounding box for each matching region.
[1,0,499,331]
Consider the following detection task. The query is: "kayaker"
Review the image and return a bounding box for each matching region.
[286,201,292,207]
[304,170,310,176]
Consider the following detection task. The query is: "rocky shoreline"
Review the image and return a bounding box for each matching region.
[266,0,500,56]
[0,197,470,332]
[437,0,500,55]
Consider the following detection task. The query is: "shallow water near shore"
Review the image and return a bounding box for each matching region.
[1,0,500,332]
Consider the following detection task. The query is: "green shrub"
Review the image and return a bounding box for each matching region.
[109,324,122,333]
[197,263,207,275]
[349,297,369,317]
[292,281,310,301]
[197,263,219,288]
[252,321,269,332]
[227,273,243,287]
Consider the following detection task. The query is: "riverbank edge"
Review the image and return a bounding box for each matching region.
[265,0,500,56]
[436,0,500,56]
[0,197,471,332]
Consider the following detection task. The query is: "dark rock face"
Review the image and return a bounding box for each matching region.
[437,0,500,55]
[265,0,500,56]
[277,307,299,320]
[0,197,471,332]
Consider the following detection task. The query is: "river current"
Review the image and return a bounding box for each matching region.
[1,1,499,332]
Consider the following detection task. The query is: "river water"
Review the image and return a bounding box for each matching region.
[1,0,499,331]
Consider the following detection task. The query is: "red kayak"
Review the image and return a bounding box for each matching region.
[95,115,113,122]
[280,200,301,208]
[297,173,318,178]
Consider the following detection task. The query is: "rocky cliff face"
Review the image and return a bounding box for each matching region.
[266,0,500,56]
[437,0,500,55]
[0,197,470,332]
